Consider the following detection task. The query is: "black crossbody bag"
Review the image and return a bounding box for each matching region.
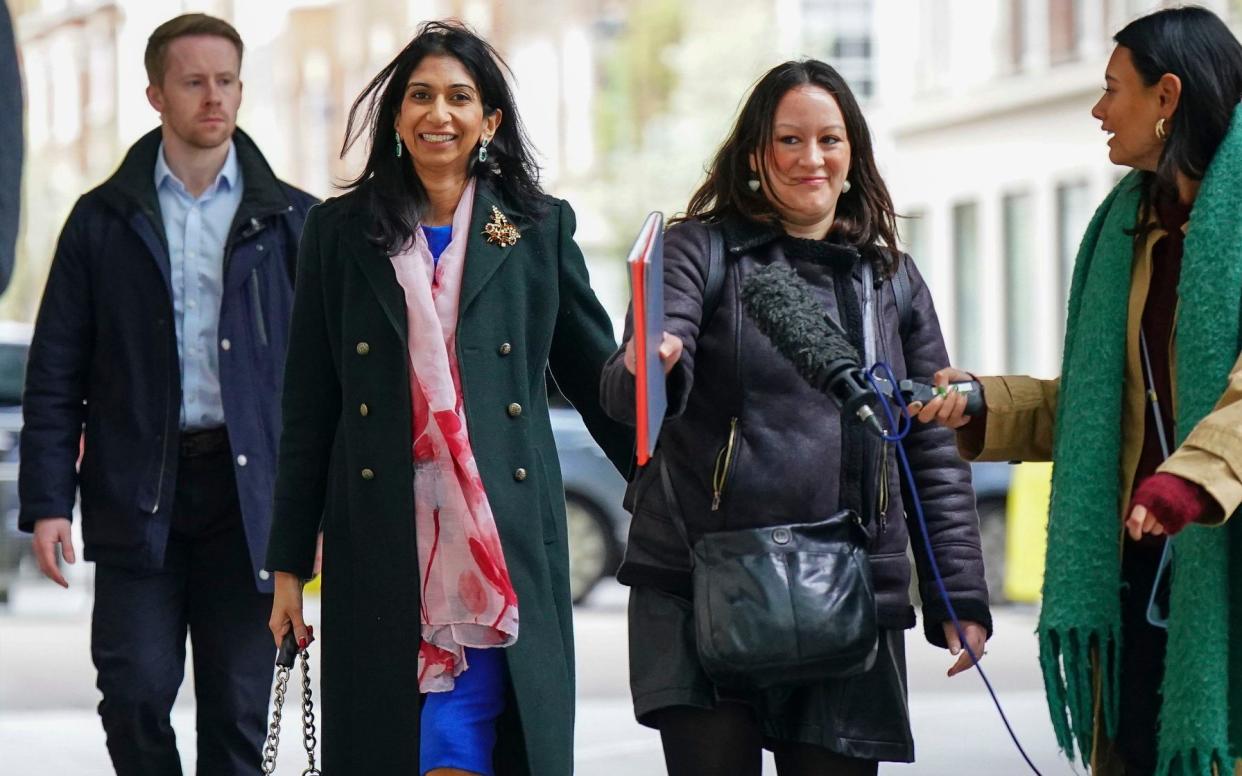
[651,227,879,689]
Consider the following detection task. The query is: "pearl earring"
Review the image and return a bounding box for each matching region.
[842,180,852,194]
[748,178,761,192]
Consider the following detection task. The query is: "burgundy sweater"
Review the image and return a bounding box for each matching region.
[1129,195,1222,535]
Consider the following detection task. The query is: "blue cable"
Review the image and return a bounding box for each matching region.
[866,361,1045,776]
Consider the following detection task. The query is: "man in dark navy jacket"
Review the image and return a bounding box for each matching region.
[18,14,316,775]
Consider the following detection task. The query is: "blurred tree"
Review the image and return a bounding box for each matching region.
[595,0,684,158]
[585,0,782,280]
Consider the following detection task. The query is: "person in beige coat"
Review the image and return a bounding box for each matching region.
[915,8,1242,776]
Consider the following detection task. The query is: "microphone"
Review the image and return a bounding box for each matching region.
[739,264,984,435]
[740,263,886,435]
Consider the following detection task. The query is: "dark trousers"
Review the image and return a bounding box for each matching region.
[91,441,274,776]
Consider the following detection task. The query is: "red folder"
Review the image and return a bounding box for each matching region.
[628,212,666,466]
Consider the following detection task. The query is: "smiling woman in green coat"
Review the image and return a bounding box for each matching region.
[264,21,631,776]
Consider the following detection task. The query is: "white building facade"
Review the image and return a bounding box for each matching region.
[871,0,1240,376]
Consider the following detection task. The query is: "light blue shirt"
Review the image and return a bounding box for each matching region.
[154,141,243,431]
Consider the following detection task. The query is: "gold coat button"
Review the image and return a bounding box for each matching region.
[498,342,512,356]
[356,342,370,356]
[513,468,527,482]
[359,403,369,417]
[507,402,522,417]
[361,468,375,480]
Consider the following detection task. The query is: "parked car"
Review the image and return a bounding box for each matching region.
[0,322,31,604]
[900,458,1014,610]
[970,460,1012,604]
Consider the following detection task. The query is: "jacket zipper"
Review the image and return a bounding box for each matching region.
[135,205,174,515]
[877,447,889,536]
[711,417,740,511]
[712,261,746,513]
[249,270,269,346]
[149,369,173,514]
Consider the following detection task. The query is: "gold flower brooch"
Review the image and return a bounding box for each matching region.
[483,206,521,248]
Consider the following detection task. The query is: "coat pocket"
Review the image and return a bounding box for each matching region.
[535,449,562,545]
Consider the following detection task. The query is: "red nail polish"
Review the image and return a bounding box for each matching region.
[298,637,308,650]
[307,625,314,637]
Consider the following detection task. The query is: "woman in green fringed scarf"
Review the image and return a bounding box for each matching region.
[912,7,1242,776]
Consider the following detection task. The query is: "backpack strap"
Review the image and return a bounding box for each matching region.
[700,226,726,332]
[892,256,914,341]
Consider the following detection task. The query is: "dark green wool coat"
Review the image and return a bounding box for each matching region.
[265,180,632,775]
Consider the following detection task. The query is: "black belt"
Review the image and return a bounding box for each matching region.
[179,427,230,458]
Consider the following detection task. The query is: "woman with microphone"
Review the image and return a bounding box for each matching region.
[915,7,1242,774]
[599,59,990,776]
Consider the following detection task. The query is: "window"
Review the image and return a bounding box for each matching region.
[1008,0,1026,72]
[1003,193,1040,373]
[1056,182,1093,347]
[832,36,871,59]
[953,202,984,369]
[1049,0,1082,64]
[901,210,929,266]
[802,0,874,98]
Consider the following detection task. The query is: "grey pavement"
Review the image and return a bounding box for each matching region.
[1,569,1077,775]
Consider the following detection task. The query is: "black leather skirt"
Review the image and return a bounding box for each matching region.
[628,585,915,763]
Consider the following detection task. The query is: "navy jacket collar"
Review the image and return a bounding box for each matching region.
[102,127,293,224]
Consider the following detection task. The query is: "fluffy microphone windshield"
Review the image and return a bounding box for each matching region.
[739,263,860,389]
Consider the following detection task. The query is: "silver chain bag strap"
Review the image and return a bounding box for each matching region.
[261,630,321,776]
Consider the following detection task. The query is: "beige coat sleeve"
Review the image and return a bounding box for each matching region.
[956,375,1060,463]
[1157,350,1242,524]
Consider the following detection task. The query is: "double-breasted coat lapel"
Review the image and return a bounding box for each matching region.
[460,183,522,315]
[352,225,407,347]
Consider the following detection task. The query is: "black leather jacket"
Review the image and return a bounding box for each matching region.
[600,216,992,646]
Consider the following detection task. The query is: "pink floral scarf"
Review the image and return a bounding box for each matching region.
[388,179,519,693]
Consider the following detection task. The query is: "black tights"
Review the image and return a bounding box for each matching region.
[654,703,879,776]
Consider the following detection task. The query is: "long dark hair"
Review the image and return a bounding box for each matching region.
[678,60,900,272]
[341,20,545,255]
[1115,7,1242,202]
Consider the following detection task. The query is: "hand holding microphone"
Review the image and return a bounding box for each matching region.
[907,367,983,429]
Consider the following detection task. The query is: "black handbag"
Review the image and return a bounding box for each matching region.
[659,459,878,690]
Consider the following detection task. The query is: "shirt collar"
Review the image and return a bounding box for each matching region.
[154,140,240,197]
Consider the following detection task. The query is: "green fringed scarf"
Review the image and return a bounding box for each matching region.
[1041,105,1242,775]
